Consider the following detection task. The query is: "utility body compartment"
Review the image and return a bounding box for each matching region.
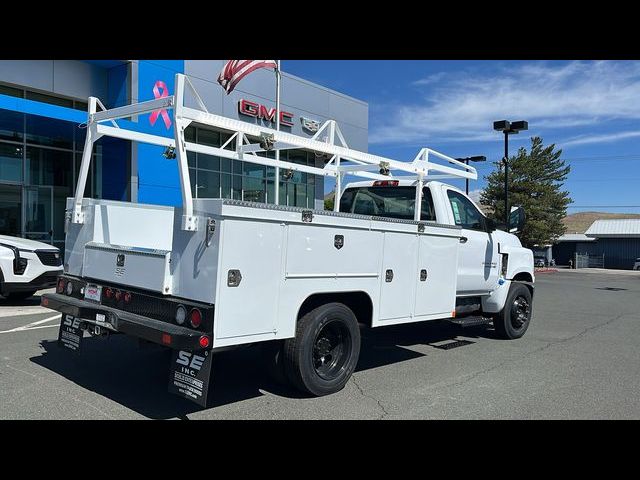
[64,197,461,349]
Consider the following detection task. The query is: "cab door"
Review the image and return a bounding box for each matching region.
[443,188,499,294]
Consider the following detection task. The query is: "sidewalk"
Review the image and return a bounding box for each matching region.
[556,268,640,276]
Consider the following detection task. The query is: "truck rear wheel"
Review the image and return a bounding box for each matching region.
[283,302,361,396]
[493,282,533,339]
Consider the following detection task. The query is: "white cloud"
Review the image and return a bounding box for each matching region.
[370,61,640,146]
[411,72,446,86]
[561,130,640,147]
[468,188,483,204]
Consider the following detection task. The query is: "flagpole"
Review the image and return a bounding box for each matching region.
[274,60,281,205]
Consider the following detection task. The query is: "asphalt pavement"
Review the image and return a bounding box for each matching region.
[1,270,639,419]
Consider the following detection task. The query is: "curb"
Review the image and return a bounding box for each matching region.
[534,268,558,274]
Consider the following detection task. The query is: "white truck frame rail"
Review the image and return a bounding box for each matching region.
[73,73,477,229]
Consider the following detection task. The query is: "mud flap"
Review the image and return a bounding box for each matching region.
[57,314,85,353]
[168,349,213,407]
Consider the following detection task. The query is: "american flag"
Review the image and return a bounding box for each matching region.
[217,60,278,94]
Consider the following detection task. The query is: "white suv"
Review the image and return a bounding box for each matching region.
[0,235,63,300]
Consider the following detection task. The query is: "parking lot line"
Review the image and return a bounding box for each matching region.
[0,314,61,334]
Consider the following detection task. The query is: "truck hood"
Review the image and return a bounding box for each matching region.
[0,235,59,252]
[492,230,534,280]
[492,229,523,248]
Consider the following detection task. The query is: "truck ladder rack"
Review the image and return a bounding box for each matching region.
[73,73,478,230]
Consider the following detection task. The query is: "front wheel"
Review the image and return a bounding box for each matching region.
[283,302,361,396]
[493,282,533,339]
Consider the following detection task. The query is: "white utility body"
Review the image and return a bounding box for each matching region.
[42,73,535,406]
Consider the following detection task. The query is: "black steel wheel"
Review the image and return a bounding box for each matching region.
[493,282,533,339]
[312,319,352,380]
[510,295,531,329]
[283,302,360,396]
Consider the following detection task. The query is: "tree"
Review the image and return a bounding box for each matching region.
[480,137,571,248]
[324,197,334,211]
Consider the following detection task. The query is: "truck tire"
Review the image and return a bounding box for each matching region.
[493,282,533,339]
[5,290,37,301]
[283,302,361,396]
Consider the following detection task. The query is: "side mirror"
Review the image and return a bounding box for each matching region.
[509,206,526,233]
[485,217,497,233]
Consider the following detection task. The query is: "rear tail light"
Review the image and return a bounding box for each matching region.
[189,308,202,328]
[124,291,132,303]
[162,333,172,345]
[199,335,210,348]
[57,278,65,294]
[66,281,74,296]
[115,290,122,301]
[105,288,113,299]
[175,305,187,325]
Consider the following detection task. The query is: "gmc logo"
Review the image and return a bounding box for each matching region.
[238,99,294,127]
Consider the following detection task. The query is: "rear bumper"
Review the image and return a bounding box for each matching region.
[2,270,61,294]
[41,293,208,351]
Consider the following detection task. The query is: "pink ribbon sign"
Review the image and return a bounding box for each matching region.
[149,80,172,129]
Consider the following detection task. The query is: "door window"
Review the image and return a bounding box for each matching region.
[447,190,485,231]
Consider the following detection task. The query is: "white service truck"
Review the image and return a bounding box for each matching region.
[42,74,534,406]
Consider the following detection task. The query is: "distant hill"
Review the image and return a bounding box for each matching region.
[562,211,640,234]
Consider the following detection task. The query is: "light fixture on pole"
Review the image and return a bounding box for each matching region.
[455,155,486,194]
[493,120,528,228]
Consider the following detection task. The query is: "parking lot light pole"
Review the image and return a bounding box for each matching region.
[493,120,528,227]
[455,156,486,194]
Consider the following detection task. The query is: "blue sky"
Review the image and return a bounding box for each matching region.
[283,60,640,214]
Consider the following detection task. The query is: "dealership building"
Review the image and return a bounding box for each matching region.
[0,60,369,249]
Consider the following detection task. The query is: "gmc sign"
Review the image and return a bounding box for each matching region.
[238,99,294,127]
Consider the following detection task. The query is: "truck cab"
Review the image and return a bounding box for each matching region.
[338,179,534,298]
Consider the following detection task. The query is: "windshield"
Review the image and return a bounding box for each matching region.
[339,186,436,221]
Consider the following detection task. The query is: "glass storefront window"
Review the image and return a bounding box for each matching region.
[221,173,232,199]
[243,176,265,203]
[173,125,321,208]
[26,115,74,149]
[0,87,130,247]
[25,91,74,108]
[243,161,265,178]
[74,152,105,198]
[53,186,72,246]
[0,142,23,182]
[266,180,275,203]
[184,126,196,143]
[27,147,73,187]
[23,186,52,236]
[0,108,24,142]
[232,159,243,175]
[198,129,220,147]
[0,184,21,236]
[196,170,220,198]
[232,175,242,200]
[296,184,307,208]
[189,167,197,196]
[187,151,196,168]
[197,153,220,172]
